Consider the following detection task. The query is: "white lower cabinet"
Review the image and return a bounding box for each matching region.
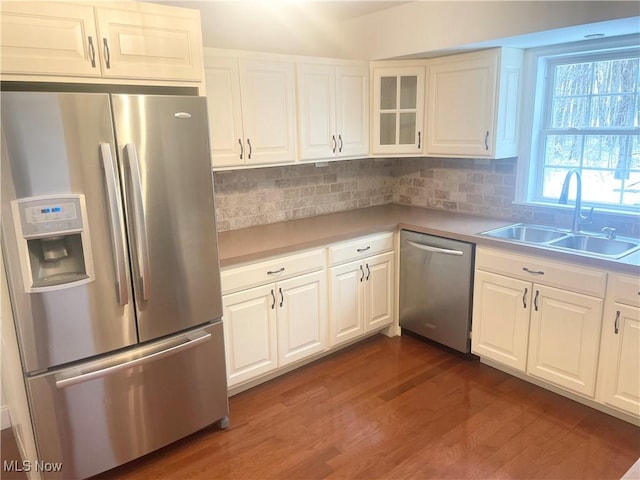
[223,271,327,388]
[329,260,365,345]
[221,249,327,388]
[223,284,278,387]
[597,273,640,418]
[472,247,606,399]
[221,232,396,390]
[328,233,395,347]
[276,271,327,366]
[329,252,394,346]
[526,285,603,397]
[472,270,531,371]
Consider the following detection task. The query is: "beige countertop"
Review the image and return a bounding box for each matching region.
[217,204,640,275]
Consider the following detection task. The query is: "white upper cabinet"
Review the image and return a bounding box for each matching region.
[425,48,523,158]
[0,1,204,83]
[296,62,369,161]
[94,6,203,81]
[372,65,425,155]
[0,2,100,77]
[205,52,296,168]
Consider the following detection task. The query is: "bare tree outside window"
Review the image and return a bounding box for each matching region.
[539,54,640,209]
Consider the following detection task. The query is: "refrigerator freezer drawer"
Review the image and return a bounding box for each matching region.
[26,322,228,480]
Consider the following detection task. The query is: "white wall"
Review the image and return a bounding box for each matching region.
[342,1,640,59]
[181,1,639,59]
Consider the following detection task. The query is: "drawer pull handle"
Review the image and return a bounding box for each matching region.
[523,267,544,275]
[238,139,244,160]
[332,135,337,153]
[271,289,276,310]
[534,290,540,311]
[357,246,371,253]
[614,310,620,334]
[267,267,285,275]
[360,265,365,282]
[366,264,371,281]
[522,287,528,309]
[279,287,284,307]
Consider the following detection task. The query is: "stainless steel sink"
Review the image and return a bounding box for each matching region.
[481,223,640,259]
[482,224,568,244]
[549,235,640,257]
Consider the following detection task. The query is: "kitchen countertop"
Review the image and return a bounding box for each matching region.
[217,204,640,275]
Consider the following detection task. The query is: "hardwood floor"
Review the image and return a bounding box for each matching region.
[94,334,640,479]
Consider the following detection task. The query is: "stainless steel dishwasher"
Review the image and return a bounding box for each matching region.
[400,230,474,353]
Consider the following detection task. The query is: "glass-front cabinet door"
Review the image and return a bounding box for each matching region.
[372,66,425,155]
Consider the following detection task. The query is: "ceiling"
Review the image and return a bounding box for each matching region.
[150,1,639,59]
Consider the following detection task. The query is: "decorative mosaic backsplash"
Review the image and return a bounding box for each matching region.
[213,157,639,237]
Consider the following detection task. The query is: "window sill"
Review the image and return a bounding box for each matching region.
[512,200,640,220]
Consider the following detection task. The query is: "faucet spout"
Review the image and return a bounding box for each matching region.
[558,169,592,233]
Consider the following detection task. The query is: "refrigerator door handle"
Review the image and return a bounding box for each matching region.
[124,143,151,301]
[55,331,212,389]
[407,240,464,256]
[99,143,129,306]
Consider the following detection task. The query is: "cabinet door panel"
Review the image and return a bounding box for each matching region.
[365,252,394,332]
[372,66,424,155]
[222,285,277,387]
[0,2,99,77]
[329,261,364,346]
[598,303,640,417]
[239,59,296,165]
[277,271,327,366]
[336,65,369,157]
[205,57,245,167]
[426,56,497,157]
[527,285,603,397]
[95,7,202,81]
[472,271,531,371]
[296,64,336,160]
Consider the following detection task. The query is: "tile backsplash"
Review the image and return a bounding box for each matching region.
[213,159,393,231]
[213,157,639,237]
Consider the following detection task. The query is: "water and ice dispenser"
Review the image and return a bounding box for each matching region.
[11,194,94,292]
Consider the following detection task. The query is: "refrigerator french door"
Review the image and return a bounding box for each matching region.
[1,92,228,479]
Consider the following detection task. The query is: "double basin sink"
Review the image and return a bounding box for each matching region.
[481,223,640,259]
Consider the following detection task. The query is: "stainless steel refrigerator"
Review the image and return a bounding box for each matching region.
[1,92,229,479]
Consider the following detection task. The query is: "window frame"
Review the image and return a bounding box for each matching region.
[516,34,640,216]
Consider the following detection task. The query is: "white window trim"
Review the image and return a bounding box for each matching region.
[515,33,640,217]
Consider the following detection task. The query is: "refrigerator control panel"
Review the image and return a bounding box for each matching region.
[17,196,83,238]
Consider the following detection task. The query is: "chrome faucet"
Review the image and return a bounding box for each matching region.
[558,169,593,233]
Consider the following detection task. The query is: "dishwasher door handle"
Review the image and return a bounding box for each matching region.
[407,240,464,256]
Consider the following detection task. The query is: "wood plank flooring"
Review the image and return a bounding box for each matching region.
[94,334,640,479]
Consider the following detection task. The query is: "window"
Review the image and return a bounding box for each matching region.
[519,36,640,214]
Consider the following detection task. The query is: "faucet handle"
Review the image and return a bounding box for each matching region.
[601,227,617,239]
[579,207,594,227]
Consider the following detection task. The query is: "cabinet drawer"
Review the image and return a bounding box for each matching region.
[329,232,394,266]
[221,249,325,294]
[476,247,607,298]
[608,273,640,307]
